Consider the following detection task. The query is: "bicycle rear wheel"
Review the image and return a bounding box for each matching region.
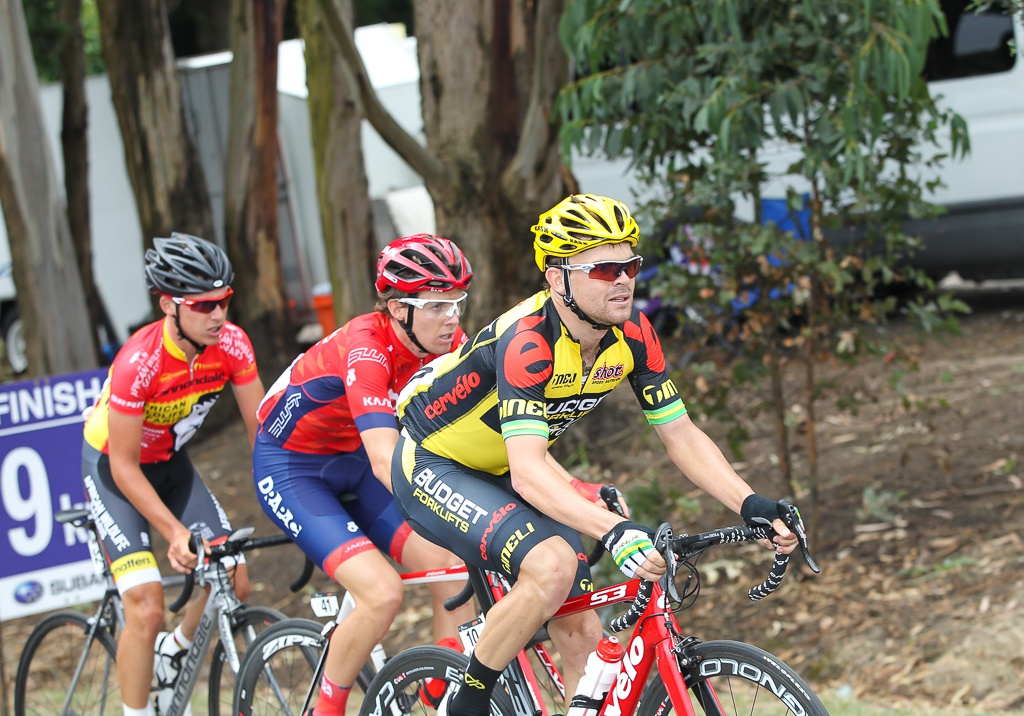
[14,610,120,715]
[208,605,286,716]
[637,640,829,716]
[360,645,516,716]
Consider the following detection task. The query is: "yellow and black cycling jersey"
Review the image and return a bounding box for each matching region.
[396,290,686,475]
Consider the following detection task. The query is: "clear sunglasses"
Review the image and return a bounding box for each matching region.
[397,293,468,318]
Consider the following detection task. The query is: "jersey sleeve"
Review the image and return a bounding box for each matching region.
[623,311,687,425]
[345,340,399,433]
[219,324,260,385]
[105,349,160,417]
[495,315,552,441]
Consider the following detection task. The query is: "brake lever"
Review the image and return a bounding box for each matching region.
[778,500,820,574]
[189,531,209,584]
[598,484,625,517]
[654,523,679,602]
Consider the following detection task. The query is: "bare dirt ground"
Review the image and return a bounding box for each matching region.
[3,279,1023,713]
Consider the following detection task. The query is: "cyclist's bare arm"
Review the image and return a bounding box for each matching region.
[232,376,266,448]
[360,425,400,492]
[508,434,624,537]
[107,408,199,572]
[509,436,662,580]
[654,414,797,553]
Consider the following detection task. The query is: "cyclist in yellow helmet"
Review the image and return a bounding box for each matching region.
[392,194,799,716]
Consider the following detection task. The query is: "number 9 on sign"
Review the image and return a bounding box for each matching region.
[2,446,52,558]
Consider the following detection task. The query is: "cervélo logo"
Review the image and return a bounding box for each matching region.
[423,372,481,418]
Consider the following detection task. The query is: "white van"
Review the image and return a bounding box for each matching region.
[750,4,1024,282]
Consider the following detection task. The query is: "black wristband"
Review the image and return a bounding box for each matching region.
[740,494,779,526]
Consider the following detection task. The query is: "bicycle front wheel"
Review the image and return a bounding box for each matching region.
[359,645,516,716]
[637,640,829,716]
[234,617,378,716]
[14,610,120,715]
[208,604,286,716]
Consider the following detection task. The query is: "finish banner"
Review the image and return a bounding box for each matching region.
[0,368,108,621]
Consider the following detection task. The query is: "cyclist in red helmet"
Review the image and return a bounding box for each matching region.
[253,234,475,716]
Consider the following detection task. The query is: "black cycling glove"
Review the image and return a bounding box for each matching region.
[740,493,782,528]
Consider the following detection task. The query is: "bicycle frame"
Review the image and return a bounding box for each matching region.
[161,553,250,716]
[474,572,698,716]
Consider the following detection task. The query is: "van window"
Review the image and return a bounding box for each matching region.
[924,3,1015,81]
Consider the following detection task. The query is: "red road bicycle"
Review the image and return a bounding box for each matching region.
[359,501,827,716]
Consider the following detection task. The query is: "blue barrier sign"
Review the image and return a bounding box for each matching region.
[0,367,108,620]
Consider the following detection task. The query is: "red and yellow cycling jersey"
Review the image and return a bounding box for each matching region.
[256,312,467,454]
[83,319,258,463]
[397,290,687,475]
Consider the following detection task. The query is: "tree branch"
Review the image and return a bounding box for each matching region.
[315,0,452,192]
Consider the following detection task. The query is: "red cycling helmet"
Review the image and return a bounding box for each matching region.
[375,234,473,293]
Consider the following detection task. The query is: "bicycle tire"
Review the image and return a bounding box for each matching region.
[359,645,516,716]
[207,604,286,716]
[233,618,376,716]
[14,610,120,715]
[636,640,829,716]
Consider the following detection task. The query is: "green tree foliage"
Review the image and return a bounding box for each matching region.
[23,0,104,81]
[559,0,971,525]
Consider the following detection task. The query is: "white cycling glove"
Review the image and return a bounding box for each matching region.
[601,521,657,579]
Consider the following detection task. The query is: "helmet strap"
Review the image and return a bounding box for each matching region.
[559,268,612,330]
[398,309,430,355]
[172,307,207,355]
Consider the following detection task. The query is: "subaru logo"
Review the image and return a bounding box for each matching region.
[14,581,43,604]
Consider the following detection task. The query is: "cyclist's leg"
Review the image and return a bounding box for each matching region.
[326,550,403,682]
[84,447,165,710]
[349,474,475,643]
[253,441,397,712]
[539,520,603,706]
[399,531,476,641]
[392,436,585,706]
[119,582,166,708]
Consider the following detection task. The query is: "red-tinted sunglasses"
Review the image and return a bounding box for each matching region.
[561,256,644,282]
[168,287,234,314]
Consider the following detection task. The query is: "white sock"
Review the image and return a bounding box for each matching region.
[123,702,155,716]
[172,623,193,651]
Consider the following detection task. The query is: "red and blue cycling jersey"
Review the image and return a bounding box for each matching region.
[257,311,467,452]
[253,311,466,573]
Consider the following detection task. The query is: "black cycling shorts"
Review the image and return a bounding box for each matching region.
[392,432,593,599]
[81,443,238,594]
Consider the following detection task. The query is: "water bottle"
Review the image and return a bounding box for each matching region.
[567,636,624,716]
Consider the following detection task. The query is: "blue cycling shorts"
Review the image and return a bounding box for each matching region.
[253,434,411,576]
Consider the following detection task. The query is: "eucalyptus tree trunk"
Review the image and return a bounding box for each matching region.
[61,0,104,365]
[315,0,575,325]
[298,0,376,324]
[224,0,297,377]
[0,0,98,376]
[412,0,573,320]
[95,0,214,251]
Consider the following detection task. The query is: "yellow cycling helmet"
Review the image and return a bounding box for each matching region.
[532,194,640,272]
